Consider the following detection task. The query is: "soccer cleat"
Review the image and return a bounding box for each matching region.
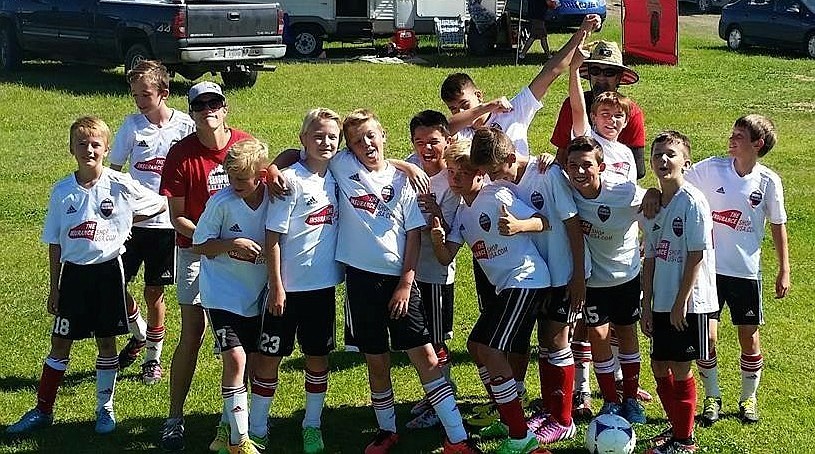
[118,336,146,369]
[227,436,262,454]
[647,440,698,454]
[598,401,622,417]
[210,422,230,452]
[6,408,53,434]
[411,397,432,416]
[406,407,441,429]
[739,396,759,424]
[478,420,509,439]
[302,426,324,454]
[141,360,163,385]
[648,427,673,449]
[249,432,268,452]
[534,419,575,444]
[443,437,484,454]
[526,411,550,432]
[467,404,499,427]
[572,391,593,419]
[620,397,646,424]
[95,408,116,434]
[494,430,540,454]
[160,418,185,452]
[700,396,721,426]
[364,429,398,454]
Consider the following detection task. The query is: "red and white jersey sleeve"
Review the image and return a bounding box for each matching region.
[592,132,637,183]
[265,162,343,291]
[686,156,786,279]
[109,110,195,229]
[449,184,550,292]
[573,177,643,287]
[642,184,718,314]
[42,168,164,264]
[456,87,542,156]
[417,168,460,284]
[192,187,268,317]
[330,149,426,276]
[514,158,591,287]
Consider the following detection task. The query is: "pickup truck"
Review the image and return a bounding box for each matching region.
[0,0,287,88]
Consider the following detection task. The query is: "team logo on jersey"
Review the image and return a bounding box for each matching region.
[716,186,726,194]
[349,173,361,182]
[229,224,242,232]
[672,217,683,237]
[712,209,741,229]
[580,219,592,235]
[306,205,335,225]
[655,239,670,260]
[305,196,318,206]
[137,140,148,147]
[597,205,611,222]
[68,221,97,240]
[207,165,229,194]
[610,161,631,176]
[489,122,503,131]
[530,191,544,210]
[350,194,379,214]
[479,212,491,231]
[66,205,77,214]
[381,185,394,203]
[652,223,661,231]
[100,198,114,217]
[134,157,165,174]
[749,190,763,207]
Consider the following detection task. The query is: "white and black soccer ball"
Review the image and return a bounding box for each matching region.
[585,414,636,454]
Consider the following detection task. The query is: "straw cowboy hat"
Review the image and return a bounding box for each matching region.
[579,40,639,85]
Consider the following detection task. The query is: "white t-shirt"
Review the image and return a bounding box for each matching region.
[642,184,718,314]
[193,187,269,317]
[686,156,786,279]
[593,132,637,183]
[414,168,460,285]
[109,110,195,228]
[457,86,542,156]
[513,158,591,287]
[449,183,550,292]
[573,177,644,287]
[330,149,427,276]
[265,162,343,291]
[42,168,165,264]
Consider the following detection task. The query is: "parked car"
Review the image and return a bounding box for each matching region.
[679,0,731,13]
[719,0,815,58]
[545,0,607,27]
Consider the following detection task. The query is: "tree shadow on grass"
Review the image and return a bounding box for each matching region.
[0,370,95,393]
[279,349,478,373]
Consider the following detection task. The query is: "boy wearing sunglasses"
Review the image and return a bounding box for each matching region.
[158,81,254,452]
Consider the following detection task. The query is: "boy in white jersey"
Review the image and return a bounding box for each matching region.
[441,14,602,156]
[7,117,165,435]
[640,131,718,454]
[470,127,588,445]
[565,136,646,424]
[262,108,344,453]
[432,138,550,454]
[191,138,270,454]
[403,110,462,430]
[109,60,195,384]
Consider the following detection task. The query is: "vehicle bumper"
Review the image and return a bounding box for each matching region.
[179,44,287,63]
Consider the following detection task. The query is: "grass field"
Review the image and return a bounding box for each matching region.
[1,12,814,454]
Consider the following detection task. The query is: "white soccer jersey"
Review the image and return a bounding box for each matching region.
[457,86,542,156]
[449,184,550,292]
[643,184,718,314]
[573,177,644,287]
[42,168,165,264]
[593,132,637,183]
[330,149,427,276]
[265,162,343,291]
[416,168,460,284]
[109,110,195,228]
[686,156,786,279]
[193,187,269,317]
[513,158,591,287]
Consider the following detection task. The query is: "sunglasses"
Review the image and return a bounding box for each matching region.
[190,98,225,112]
[588,66,622,77]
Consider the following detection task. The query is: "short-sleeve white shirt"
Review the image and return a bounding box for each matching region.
[642,184,718,314]
[573,177,644,287]
[265,162,343,291]
[42,168,165,264]
[449,183,551,292]
[330,150,426,276]
[456,86,542,156]
[109,110,195,228]
[593,132,637,183]
[686,156,786,279]
[193,187,269,317]
[415,168,460,284]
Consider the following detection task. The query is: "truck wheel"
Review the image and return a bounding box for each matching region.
[221,67,258,89]
[287,25,323,58]
[124,44,152,73]
[0,25,21,72]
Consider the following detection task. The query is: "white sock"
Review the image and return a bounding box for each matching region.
[424,377,466,443]
[250,377,277,437]
[223,385,249,444]
[144,325,165,364]
[303,369,328,428]
[371,389,397,433]
[740,353,763,401]
[95,356,118,412]
[696,355,721,398]
[611,344,623,382]
[127,308,147,342]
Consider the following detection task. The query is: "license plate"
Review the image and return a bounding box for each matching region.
[225,48,243,58]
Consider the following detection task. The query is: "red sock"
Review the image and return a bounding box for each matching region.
[537,355,552,411]
[36,359,67,415]
[596,372,619,403]
[547,347,575,425]
[620,361,641,400]
[490,376,527,438]
[655,374,675,421]
[672,376,697,440]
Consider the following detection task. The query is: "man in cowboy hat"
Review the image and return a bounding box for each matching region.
[550,40,645,178]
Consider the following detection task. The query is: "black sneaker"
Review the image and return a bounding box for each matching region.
[160,418,184,452]
[118,336,146,369]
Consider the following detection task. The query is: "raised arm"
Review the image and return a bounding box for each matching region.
[448,97,513,135]
[267,148,301,198]
[569,46,590,138]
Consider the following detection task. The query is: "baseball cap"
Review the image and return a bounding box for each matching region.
[187,81,225,103]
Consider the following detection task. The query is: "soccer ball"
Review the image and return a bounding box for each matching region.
[585,414,636,454]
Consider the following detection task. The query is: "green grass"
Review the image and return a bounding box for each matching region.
[1,18,814,453]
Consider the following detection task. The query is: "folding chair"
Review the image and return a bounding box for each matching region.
[434,16,467,54]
